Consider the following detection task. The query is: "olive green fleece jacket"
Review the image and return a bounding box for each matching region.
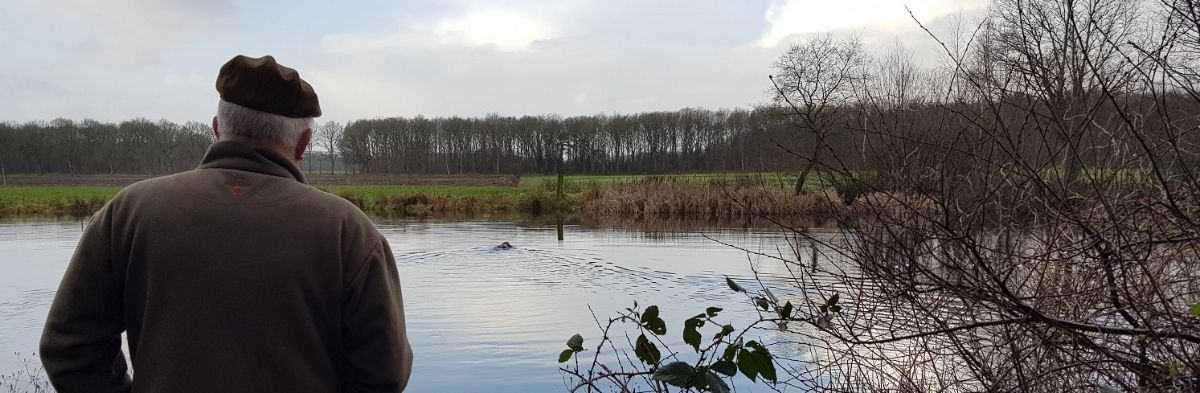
[39,140,413,393]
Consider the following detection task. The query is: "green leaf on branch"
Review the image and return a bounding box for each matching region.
[634,334,662,365]
[640,305,668,335]
[690,369,710,390]
[641,305,659,323]
[706,371,731,393]
[755,297,770,311]
[827,292,840,307]
[737,348,758,381]
[711,360,737,376]
[645,319,667,335]
[754,350,777,382]
[566,333,585,352]
[722,343,739,361]
[1191,301,1200,317]
[706,306,723,317]
[652,361,697,388]
[714,324,735,341]
[732,341,777,383]
[780,301,793,319]
[725,276,745,293]
[558,333,586,363]
[683,318,703,351]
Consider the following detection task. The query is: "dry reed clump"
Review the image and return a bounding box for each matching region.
[320,178,929,221]
[582,178,847,220]
[334,191,566,217]
[64,197,104,214]
[847,192,940,222]
[517,190,572,215]
[363,193,465,216]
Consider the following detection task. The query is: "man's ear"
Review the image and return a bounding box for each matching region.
[211,116,221,139]
[294,128,313,162]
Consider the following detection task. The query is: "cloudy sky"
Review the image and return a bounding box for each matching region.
[0,0,987,124]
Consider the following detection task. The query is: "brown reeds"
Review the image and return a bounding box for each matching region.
[328,176,929,221]
[333,190,566,217]
[580,177,850,221]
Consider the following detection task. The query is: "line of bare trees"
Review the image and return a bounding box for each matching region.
[0,119,213,174]
[338,109,806,175]
[0,108,814,176]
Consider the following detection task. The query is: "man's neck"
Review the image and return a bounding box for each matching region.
[217,136,297,164]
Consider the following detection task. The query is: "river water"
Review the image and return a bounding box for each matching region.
[0,218,820,392]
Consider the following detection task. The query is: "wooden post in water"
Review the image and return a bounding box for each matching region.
[810,244,819,273]
[555,141,570,241]
[556,214,564,241]
[556,153,564,202]
[556,165,564,241]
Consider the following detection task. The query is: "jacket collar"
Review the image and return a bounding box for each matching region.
[197,140,307,184]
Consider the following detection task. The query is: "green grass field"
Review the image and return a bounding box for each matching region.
[320,184,531,199]
[0,186,123,217]
[0,173,812,218]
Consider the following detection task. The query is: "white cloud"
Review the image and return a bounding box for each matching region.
[757,0,988,47]
[322,7,560,54]
[434,9,560,52]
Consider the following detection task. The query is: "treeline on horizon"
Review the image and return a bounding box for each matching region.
[2,93,1191,177]
[0,119,212,174]
[0,108,811,175]
[339,108,805,174]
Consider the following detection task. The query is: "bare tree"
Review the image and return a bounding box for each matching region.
[770,33,868,194]
[315,121,343,175]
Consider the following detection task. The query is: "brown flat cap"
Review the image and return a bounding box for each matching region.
[215,55,321,118]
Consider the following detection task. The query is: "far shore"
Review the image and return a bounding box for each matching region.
[0,172,849,222]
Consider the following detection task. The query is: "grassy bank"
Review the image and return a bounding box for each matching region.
[0,173,830,219]
[0,186,122,217]
[321,185,551,216]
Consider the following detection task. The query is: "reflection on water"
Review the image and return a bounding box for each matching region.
[0,217,826,392]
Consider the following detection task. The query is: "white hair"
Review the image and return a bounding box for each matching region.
[216,99,314,147]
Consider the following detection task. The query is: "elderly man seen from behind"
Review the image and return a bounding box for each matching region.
[39,55,414,393]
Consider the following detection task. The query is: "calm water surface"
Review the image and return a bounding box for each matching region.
[0,218,812,392]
